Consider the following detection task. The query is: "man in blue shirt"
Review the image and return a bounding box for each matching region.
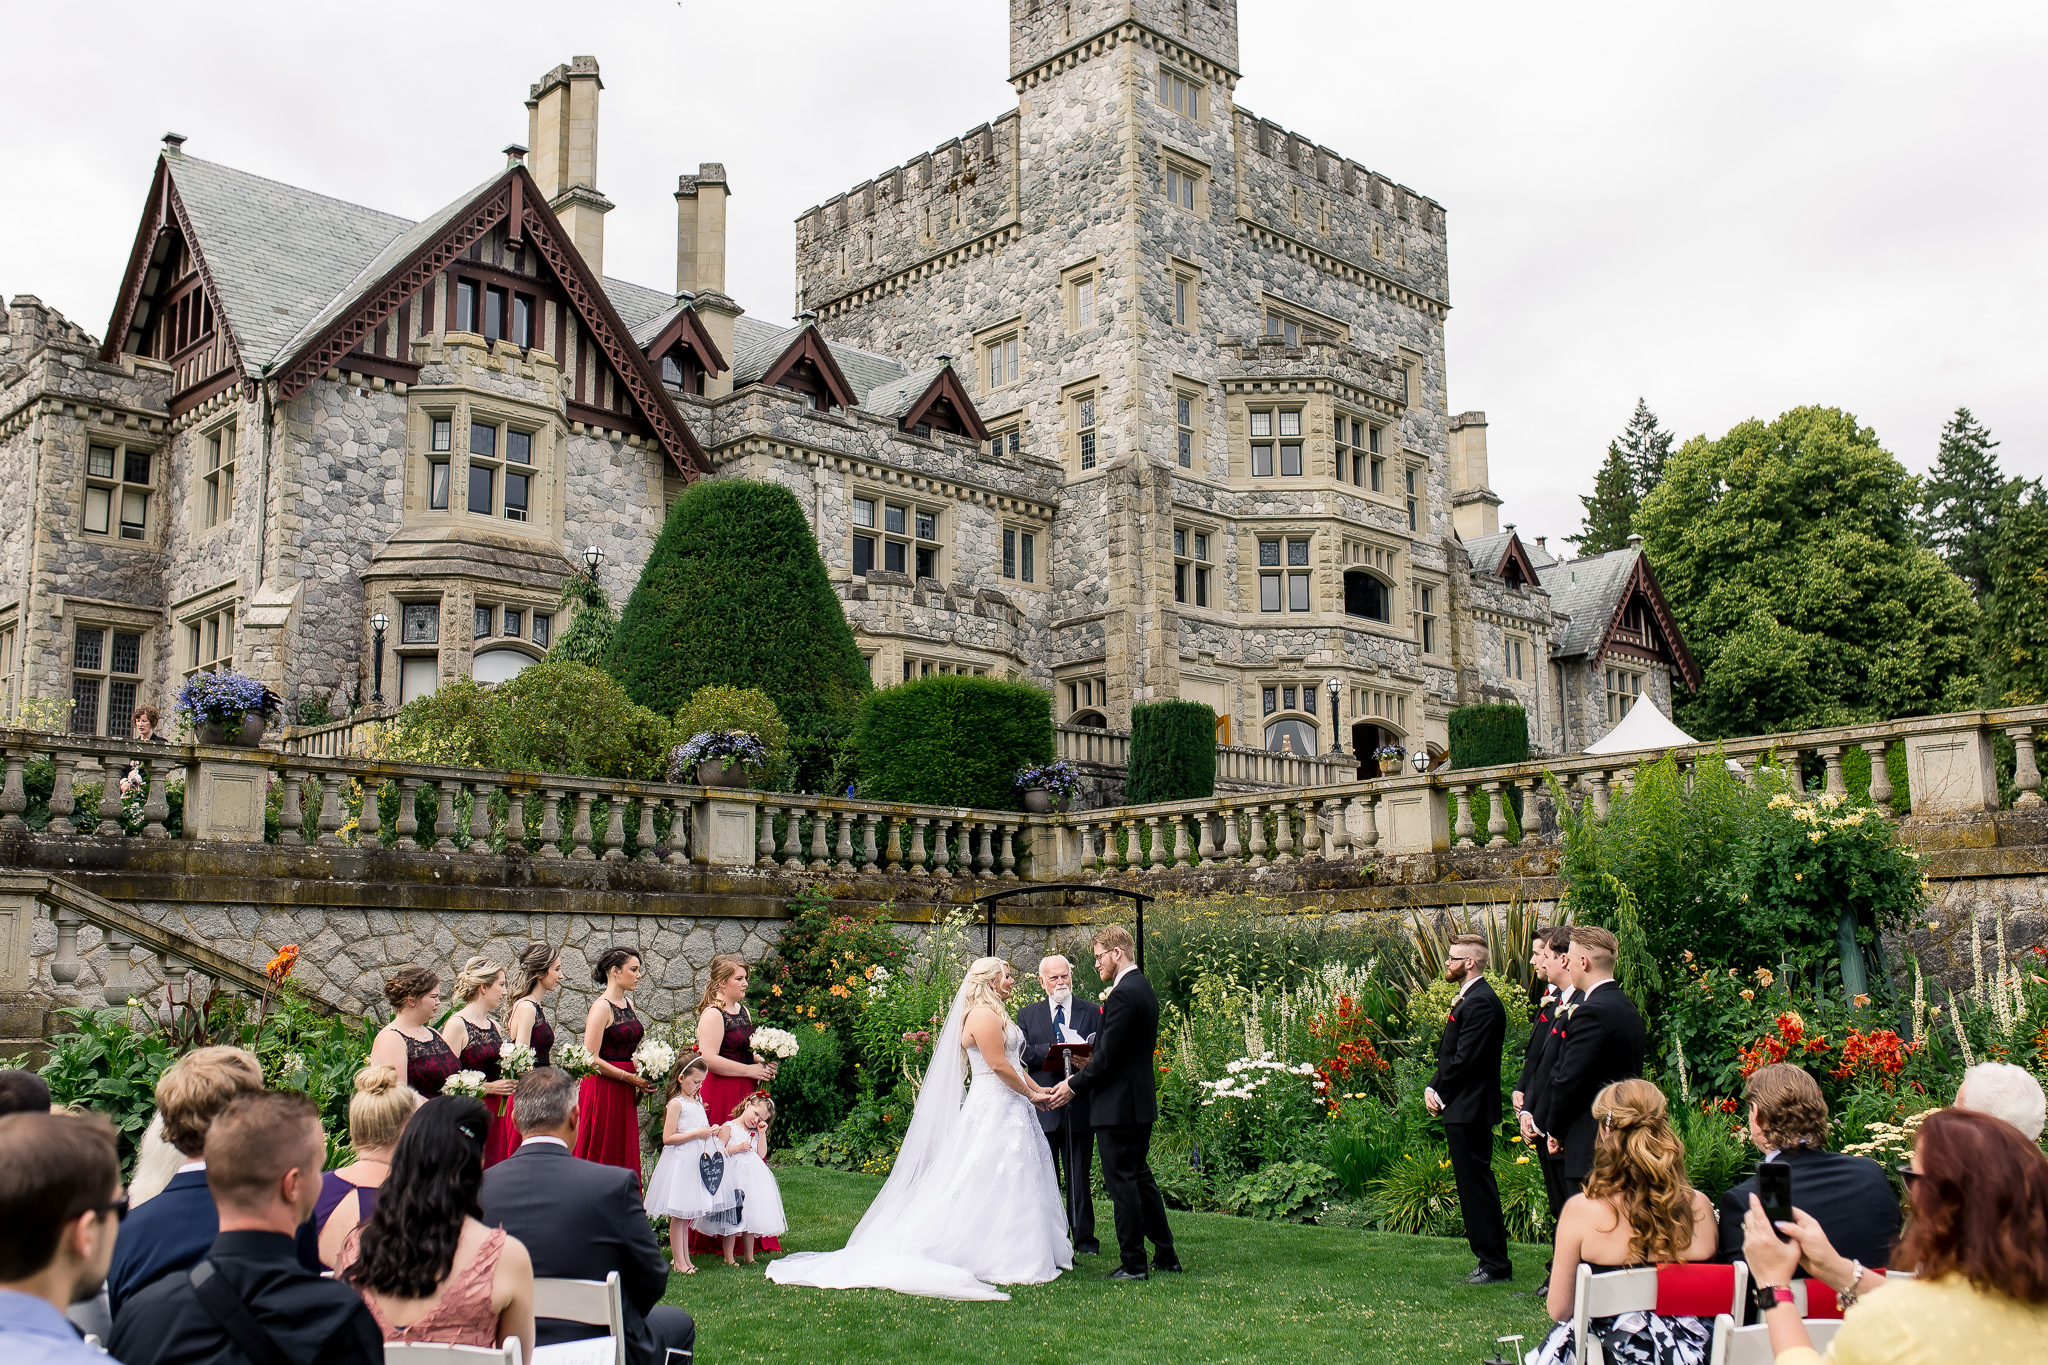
[0,1109,129,1363]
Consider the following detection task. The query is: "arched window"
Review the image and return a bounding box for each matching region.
[1070,710,1108,730]
[1343,569,1392,623]
[472,648,536,685]
[1263,717,1317,754]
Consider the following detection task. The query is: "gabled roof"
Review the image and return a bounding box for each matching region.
[734,323,861,410]
[1464,529,1542,587]
[864,363,989,442]
[1536,546,1701,688]
[631,302,728,375]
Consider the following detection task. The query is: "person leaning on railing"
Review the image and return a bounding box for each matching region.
[1740,1106,2048,1362]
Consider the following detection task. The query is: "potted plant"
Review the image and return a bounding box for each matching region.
[668,729,769,788]
[1014,759,1082,814]
[176,670,283,747]
[1372,743,1406,777]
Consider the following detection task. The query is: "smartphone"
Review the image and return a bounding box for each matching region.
[1756,1161,1794,1241]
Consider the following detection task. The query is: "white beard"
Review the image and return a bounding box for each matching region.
[1046,988,1073,1011]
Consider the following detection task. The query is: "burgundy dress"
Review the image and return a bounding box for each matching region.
[397,1028,460,1098]
[457,1017,515,1168]
[573,1000,645,1186]
[492,1001,555,1162]
[692,1005,781,1253]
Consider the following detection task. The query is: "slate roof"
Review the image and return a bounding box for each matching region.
[167,151,413,369]
[728,323,906,404]
[601,276,678,336]
[1536,546,1641,660]
[1464,531,1513,576]
[861,364,947,419]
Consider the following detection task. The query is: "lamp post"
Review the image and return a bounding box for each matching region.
[1325,677,1344,754]
[583,544,604,577]
[1410,747,1429,775]
[370,612,389,707]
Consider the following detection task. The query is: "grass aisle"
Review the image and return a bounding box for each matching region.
[664,1167,1555,1363]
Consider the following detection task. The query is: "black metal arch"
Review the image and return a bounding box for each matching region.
[971,883,1154,971]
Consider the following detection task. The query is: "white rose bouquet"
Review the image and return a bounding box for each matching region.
[751,1026,800,1061]
[443,1070,488,1098]
[553,1042,599,1078]
[499,1041,537,1079]
[632,1039,678,1082]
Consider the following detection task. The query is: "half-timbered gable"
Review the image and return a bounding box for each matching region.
[1537,542,1699,752]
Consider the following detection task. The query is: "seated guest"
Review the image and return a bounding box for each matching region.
[105,1046,263,1315]
[0,1069,52,1116]
[481,1068,695,1365]
[109,1091,383,1365]
[300,1066,420,1271]
[1527,1079,1719,1365]
[1717,1063,1900,1276]
[338,1097,532,1357]
[1956,1061,2046,1142]
[1742,1106,2048,1362]
[0,1111,126,1365]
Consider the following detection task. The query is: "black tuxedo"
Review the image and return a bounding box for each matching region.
[109,1231,383,1365]
[1430,976,1511,1276]
[1518,984,1579,1226]
[1716,1148,1901,1279]
[1065,968,1176,1274]
[480,1139,694,1365]
[1534,980,1647,1184]
[1019,994,1103,1250]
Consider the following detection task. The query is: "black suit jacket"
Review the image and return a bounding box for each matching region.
[1065,969,1160,1128]
[1019,995,1103,1134]
[1716,1148,1902,1271]
[1517,986,1579,1120]
[109,1230,383,1365]
[480,1140,674,1365]
[1534,981,1646,1180]
[1429,976,1507,1127]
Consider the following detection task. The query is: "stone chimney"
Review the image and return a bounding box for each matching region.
[1446,410,1502,541]
[675,163,730,297]
[526,57,611,278]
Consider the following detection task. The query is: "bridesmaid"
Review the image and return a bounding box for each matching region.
[441,956,516,1166]
[573,946,656,1185]
[493,942,562,1163]
[692,953,780,1253]
[368,966,460,1098]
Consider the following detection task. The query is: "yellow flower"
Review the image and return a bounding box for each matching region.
[1515,1156,1531,1164]
[1809,831,1825,843]
[1439,1159,1451,1169]
[1794,873,1803,882]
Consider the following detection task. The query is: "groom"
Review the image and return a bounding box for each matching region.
[1048,925,1180,1280]
[1019,953,1102,1255]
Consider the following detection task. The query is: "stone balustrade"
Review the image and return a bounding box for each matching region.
[1053,722,1351,790]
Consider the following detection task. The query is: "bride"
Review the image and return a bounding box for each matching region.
[767,956,1074,1300]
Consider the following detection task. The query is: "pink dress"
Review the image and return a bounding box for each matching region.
[339,1226,507,1348]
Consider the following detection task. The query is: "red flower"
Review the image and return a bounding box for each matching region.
[265,944,300,982]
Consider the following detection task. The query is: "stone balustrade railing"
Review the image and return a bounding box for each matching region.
[279,710,394,758]
[1054,721,1352,789]
[2,705,2040,882]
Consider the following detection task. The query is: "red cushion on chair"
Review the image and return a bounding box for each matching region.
[1656,1263,1737,1317]
[1803,1279,1842,1319]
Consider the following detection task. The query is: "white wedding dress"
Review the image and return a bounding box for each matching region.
[767,988,1073,1300]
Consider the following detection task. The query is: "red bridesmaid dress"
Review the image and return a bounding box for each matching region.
[458,1017,518,1168]
[491,1003,554,1162]
[573,999,646,1187]
[692,1003,781,1252]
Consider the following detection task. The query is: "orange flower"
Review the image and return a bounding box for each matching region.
[265,944,300,981]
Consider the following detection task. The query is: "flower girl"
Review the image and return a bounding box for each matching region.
[643,1057,729,1273]
[692,1093,787,1265]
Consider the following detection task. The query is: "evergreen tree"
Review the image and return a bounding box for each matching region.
[1570,398,1673,554]
[605,479,871,785]
[1983,494,2048,705]
[1916,407,2030,598]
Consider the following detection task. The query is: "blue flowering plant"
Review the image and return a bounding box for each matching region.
[1014,759,1082,800]
[1371,744,1407,763]
[667,729,770,781]
[175,670,282,739]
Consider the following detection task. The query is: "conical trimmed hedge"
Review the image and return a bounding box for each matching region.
[606,480,870,772]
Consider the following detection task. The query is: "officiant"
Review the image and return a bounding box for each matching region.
[1019,953,1101,1255]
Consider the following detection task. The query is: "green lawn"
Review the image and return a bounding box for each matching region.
[663,1166,1556,1363]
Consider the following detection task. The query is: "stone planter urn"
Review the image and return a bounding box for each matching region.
[696,760,752,789]
[1377,756,1402,776]
[1021,787,1069,814]
[196,713,270,747]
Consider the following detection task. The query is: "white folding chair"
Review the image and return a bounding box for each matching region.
[384,1342,522,1365]
[1571,1263,1749,1365]
[1709,1312,1841,1365]
[530,1272,626,1365]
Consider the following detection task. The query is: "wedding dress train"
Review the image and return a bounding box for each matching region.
[767,986,1072,1300]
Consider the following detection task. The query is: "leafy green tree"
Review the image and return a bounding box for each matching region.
[1915,407,2033,598]
[1635,406,1979,736]
[606,480,871,787]
[1125,700,1217,804]
[1570,398,1672,554]
[547,573,617,667]
[1983,495,2048,705]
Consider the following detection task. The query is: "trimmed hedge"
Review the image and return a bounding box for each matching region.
[1126,700,1217,804]
[605,480,870,787]
[852,675,1054,809]
[1447,704,1530,769]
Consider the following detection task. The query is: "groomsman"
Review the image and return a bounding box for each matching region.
[1019,953,1102,1255]
[1425,934,1511,1284]
[1534,926,1646,1195]
[1514,926,1579,1294]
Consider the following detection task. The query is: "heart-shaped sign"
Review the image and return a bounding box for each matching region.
[699,1151,724,1196]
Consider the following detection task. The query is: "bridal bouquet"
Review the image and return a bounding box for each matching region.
[632,1038,679,1081]
[499,1042,537,1079]
[553,1042,599,1078]
[751,1026,801,1061]
[443,1070,488,1098]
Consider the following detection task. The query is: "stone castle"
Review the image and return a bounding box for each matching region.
[1,0,1696,768]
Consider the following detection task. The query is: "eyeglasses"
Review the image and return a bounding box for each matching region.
[75,1195,128,1224]
[1895,1164,1921,1191]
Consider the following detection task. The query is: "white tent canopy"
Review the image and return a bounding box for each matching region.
[1584,694,1697,756]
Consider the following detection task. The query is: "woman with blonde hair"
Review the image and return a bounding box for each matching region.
[441,956,516,1166]
[691,953,781,1254]
[491,942,563,1162]
[1527,1079,1719,1365]
[302,1065,422,1269]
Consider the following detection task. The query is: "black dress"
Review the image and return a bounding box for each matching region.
[1525,1262,1712,1365]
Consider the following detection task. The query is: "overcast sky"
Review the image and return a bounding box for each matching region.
[5,1,2041,542]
